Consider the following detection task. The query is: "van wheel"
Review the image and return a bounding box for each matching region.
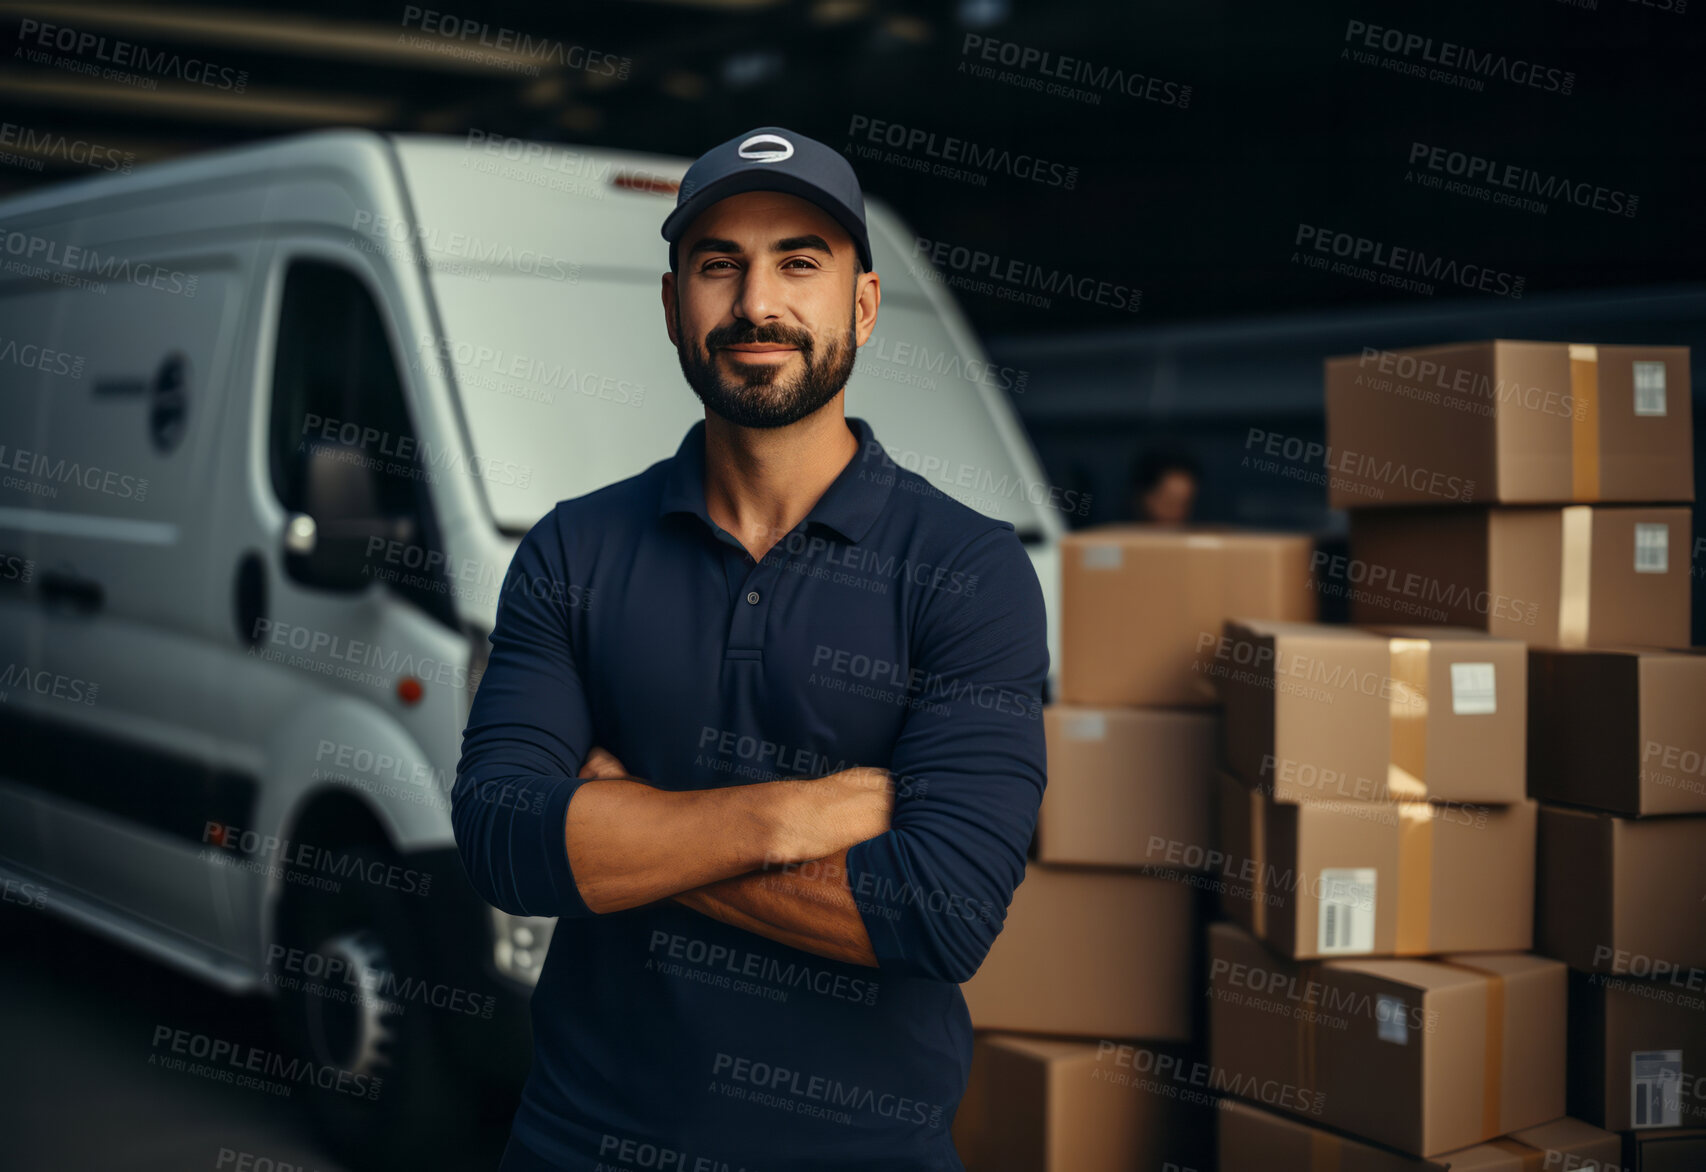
[271,841,471,1169]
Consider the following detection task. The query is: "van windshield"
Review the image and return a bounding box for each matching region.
[424,270,1057,536]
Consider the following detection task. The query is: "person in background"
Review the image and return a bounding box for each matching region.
[1128,446,1201,523]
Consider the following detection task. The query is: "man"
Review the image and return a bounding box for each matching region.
[452,126,1049,1171]
[1128,446,1201,523]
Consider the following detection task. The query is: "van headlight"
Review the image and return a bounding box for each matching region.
[492,908,554,985]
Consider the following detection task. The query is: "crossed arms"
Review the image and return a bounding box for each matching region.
[450,514,1049,981]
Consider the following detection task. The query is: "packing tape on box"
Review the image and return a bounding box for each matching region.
[1569,344,1601,501]
[1307,1127,1341,1171]
[1386,637,1431,801]
[1558,505,1593,647]
[1435,958,1507,1140]
[1485,1138,1547,1171]
[1395,801,1435,954]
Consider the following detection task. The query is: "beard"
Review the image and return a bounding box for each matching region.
[676,306,857,430]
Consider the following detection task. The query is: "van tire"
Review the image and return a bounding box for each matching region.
[271,839,473,1169]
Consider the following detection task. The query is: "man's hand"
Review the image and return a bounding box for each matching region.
[578,745,630,781]
[769,766,894,864]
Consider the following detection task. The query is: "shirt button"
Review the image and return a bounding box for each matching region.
[746,590,761,605]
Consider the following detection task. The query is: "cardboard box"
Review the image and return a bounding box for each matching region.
[1217,1099,1622,1171]
[1536,805,1706,977]
[1568,970,1706,1132]
[1528,647,1706,816]
[1038,706,1217,868]
[1218,620,1526,804]
[1621,1128,1706,1171]
[962,865,1196,1040]
[1218,772,1536,959]
[1209,921,1566,1156]
[1059,526,1316,707]
[1347,506,1692,649]
[1325,341,1693,507]
[952,1034,1203,1172]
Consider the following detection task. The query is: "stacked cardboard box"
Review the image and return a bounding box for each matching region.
[1531,650,1706,1137]
[1210,619,1558,1161]
[1314,339,1703,1166]
[1328,341,1693,647]
[954,526,1315,1170]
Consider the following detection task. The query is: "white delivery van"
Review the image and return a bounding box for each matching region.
[0,128,1063,1162]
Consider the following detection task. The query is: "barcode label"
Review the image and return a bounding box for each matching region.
[1634,524,1670,574]
[1082,544,1122,570]
[1449,662,1497,716]
[1631,1049,1682,1128]
[1063,712,1107,740]
[1317,868,1377,955]
[1633,361,1668,417]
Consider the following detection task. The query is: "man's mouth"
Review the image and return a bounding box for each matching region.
[720,343,797,353]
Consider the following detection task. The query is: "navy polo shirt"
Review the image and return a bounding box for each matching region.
[452,414,1049,1172]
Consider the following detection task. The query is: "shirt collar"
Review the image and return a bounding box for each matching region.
[658,415,896,545]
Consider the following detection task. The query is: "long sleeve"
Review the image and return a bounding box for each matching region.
[842,524,1050,983]
[451,507,597,919]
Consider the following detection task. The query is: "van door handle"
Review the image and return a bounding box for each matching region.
[39,570,103,615]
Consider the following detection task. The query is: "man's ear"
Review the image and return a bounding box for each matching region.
[661,272,680,349]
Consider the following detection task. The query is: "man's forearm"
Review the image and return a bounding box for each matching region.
[672,847,877,967]
[565,769,891,914]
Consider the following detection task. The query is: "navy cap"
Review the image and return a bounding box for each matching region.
[662,126,873,272]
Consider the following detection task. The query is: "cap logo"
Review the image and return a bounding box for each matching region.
[737,134,794,164]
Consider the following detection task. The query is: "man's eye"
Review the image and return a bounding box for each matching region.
[783,258,819,269]
[701,259,737,271]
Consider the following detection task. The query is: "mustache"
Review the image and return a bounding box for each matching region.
[704,322,814,351]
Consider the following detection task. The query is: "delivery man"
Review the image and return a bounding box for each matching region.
[452,126,1050,1171]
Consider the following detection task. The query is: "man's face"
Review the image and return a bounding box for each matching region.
[663,191,879,429]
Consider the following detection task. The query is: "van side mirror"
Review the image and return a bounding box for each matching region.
[282,437,413,592]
